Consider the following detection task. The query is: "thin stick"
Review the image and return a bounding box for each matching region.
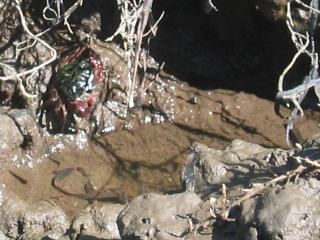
[278,35,309,91]
[0,0,57,82]
[128,0,154,108]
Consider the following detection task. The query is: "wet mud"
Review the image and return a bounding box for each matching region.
[1,0,320,239]
[1,79,320,220]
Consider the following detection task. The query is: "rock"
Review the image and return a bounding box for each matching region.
[22,42,53,96]
[180,140,320,240]
[0,109,46,167]
[0,110,24,158]
[182,140,271,193]
[227,139,269,159]
[0,189,69,240]
[117,192,202,239]
[72,202,123,239]
[20,201,68,239]
[239,178,320,240]
[0,231,9,240]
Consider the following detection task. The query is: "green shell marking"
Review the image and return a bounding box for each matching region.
[56,59,94,99]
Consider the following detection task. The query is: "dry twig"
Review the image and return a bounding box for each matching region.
[0,0,85,99]
[215,156,320,221]
[276,0,320,147]
[106,0,164,108]
[0,0,57,99]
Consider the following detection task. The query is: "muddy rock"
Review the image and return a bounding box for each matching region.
[239,178,320,240]
[117,192,202,239]
[0,110,24,157]
[19,201,69,240]
[0,109,46,167]
[0,189,69,239]
[182,139,271,193]
[72,202,123,239]
[226,139,269,159]
[0,231,9,240]
[21,43,53,96]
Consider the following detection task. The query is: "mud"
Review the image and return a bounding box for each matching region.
[1,0,320,239]
[3,80,320,219]
[1,83,320,239]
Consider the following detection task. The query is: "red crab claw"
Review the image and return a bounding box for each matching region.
[89,56,104,84]
[63,47,87,64]
[70,96,97,118]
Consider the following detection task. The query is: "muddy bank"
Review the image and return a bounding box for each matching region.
[1,0,320,239]
[1,49,320,223]
[1,77,320,239]
[2,76,320,218]
[1,138,320,239]
[0,32,319,240]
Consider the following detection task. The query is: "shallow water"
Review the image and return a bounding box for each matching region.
[2,81,320,218]
[2,121,227,217]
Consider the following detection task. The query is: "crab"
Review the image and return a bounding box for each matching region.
[39,46,105,133]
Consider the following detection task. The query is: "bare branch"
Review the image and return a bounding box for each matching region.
[276,0,320,147]
[0,0,57,83]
